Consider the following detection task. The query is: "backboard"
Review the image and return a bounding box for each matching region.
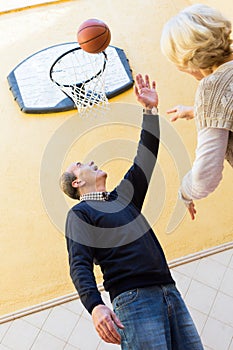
[7,42,134,113]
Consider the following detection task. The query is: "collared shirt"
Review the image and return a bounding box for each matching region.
[80,191,109,202]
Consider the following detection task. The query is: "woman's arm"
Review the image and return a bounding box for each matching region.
[180,127,229,201]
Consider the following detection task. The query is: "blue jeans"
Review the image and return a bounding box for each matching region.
[112,284,204,350]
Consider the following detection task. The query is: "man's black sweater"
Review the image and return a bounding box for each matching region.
[65,114,174,314]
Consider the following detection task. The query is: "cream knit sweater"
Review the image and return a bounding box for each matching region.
[180,61,233,203]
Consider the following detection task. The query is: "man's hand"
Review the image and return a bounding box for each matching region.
[134,74,159,108]
[92,304,124,344]
[167,105,194,122]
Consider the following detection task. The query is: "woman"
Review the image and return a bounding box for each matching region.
[160,4,233,220]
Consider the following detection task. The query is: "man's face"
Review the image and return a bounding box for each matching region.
[67,161,107,187]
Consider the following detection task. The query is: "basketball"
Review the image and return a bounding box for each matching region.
[77,18,111,54]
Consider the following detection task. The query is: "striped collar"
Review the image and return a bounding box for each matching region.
[80,191,109,202]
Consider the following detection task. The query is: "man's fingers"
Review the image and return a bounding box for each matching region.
[97,328,119,344]
[152,80,156,90]
[98,320,121,344]
[96,314,122,344]
[106,324,121,343]
[134,73,159,108]
[92,305,123,345]
[136,73,151,89]
[111,312,124,329]
[98,328,120,344]
[136,73,143,88]
[145,74,150,88]
[134,85,139,97]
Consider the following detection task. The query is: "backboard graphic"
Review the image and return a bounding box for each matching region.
[7,42,134,113]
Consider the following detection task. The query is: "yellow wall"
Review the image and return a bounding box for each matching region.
[1,0,232,315]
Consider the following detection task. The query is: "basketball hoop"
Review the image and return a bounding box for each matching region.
[50,47,108,116]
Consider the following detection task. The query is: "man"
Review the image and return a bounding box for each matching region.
[60,74,204,349]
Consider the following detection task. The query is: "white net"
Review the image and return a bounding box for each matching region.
[50,48,108,116]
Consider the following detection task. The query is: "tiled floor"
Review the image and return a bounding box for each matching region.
[0,248,232,350]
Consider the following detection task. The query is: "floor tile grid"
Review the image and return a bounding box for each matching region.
[1,307,82,350]
[61,301,104,350]
[40,306,85,350]
[171,260,200,298]
[0,322,12,344]
[229,337,233,350]
[1,299,102,350]
[173,249,233,296]
[184,264,221,319]
[188,254,233,325]
[167,261,211,345]
[27,307,69,350]
[206,259,233,350]
[177,251,233,350]
[209,265,233,323]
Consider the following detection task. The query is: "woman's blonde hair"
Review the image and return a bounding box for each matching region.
[160,4,232,69]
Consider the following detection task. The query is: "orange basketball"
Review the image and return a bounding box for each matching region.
[77,18,111,54]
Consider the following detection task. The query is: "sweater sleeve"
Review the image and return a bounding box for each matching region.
[116,113,160,211]
[66,210,105,314]
[180,127,229,201]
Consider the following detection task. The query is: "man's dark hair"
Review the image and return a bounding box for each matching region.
[59,172,80,200]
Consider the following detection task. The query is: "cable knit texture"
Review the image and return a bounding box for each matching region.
[194,61,233,167]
